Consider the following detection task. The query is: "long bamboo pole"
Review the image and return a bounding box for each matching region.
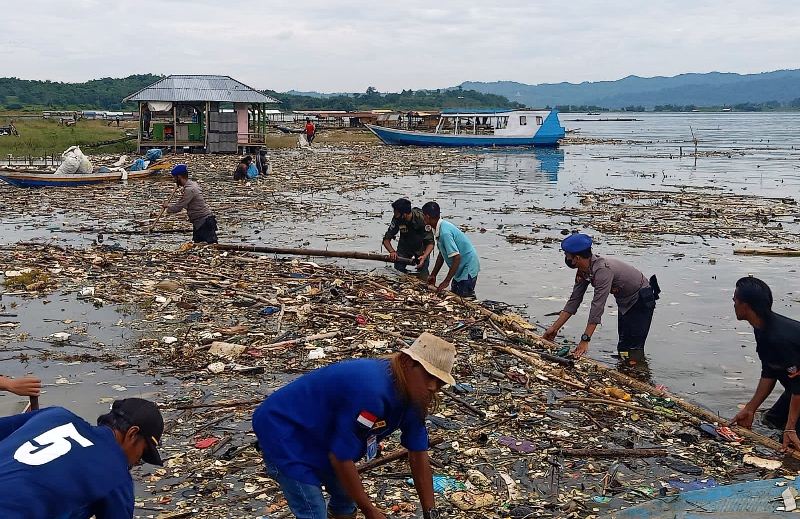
[384,275,800,461]
[215,243,415,265]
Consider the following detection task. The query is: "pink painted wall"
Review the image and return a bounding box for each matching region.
[235,103,249,143]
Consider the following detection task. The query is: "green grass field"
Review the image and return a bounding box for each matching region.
[0,118,136,157]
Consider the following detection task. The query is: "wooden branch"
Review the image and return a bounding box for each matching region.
[215,244,414,265]
[357,435,444,473]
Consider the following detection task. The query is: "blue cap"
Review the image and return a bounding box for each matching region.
[170,164,188,176]
[561,233,593,254]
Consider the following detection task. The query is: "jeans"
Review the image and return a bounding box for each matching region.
[451,275,477,298]
[617,288,656,351]
[192,215,218,244]
[263,457,356,519]
[764,388,799,431]
[393,255,430,278]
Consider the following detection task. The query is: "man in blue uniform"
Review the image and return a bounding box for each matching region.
[253,333,456,519]
[421,201,480,298]
[382,198,435,277]
[0,398,164,519]
[544,233,660,361]
[731,276,800,451]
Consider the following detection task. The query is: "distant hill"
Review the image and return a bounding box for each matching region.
[461,69,800,109]
[0,74,163,111]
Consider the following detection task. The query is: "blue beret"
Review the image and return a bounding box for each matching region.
[170,164,188,176]
[561,233,593,254]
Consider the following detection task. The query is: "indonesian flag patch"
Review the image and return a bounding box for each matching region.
[357,410,377,428]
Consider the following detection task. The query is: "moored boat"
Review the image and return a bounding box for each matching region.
[365,109,565,147]
[0,161,170,188]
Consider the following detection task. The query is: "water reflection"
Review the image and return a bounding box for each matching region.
[534,147,565,179]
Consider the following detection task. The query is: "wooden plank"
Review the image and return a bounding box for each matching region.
[734,247,800,257]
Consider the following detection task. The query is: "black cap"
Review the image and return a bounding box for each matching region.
[111,398,164,466]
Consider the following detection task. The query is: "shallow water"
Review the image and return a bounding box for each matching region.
[0,292,172,418]
[4,112,800,418]
[250,113,800,417]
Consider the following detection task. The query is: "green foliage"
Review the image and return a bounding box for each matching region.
[0,119,133,156]
[0,75,163,111]
[264,88,523,111]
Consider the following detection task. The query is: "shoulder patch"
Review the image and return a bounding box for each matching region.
[425,225,432,232]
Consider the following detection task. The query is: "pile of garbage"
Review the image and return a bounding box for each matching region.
[0,242,794,518]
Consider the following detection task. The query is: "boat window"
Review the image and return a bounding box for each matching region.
[536,116,543,125]
[519,116,527,126]
[494,117,508,129]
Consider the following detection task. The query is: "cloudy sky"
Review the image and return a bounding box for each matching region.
[3,0,798,92]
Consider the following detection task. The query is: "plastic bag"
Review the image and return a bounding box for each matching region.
[130,159,147,171]
[146,148,163,161]
[246,163,259,179]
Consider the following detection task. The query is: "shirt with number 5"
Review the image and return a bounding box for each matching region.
[0,407,133,519]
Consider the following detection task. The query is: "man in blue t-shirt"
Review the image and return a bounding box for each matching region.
[0,398,164,519]
[421,201,480,298]
[253,332,456,519]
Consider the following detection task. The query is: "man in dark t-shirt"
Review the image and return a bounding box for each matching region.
[731,276,800,451]
[382,198,434,278]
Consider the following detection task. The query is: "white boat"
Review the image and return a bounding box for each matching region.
[365,109,565,147]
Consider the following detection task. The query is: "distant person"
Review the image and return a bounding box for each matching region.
[234,156,252,181]
[543,233,660,362]
[382,198,434,277]
[731,277,800,451]
[164,164,218,244]
[115,116,120,127]
[305,117,316,145]
[0,374,40,398]
[0,398,163,519]
[421,201,480,298]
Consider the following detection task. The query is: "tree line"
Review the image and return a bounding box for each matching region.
[0,75,522,112]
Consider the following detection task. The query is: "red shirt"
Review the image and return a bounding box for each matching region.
[305,122,315,135]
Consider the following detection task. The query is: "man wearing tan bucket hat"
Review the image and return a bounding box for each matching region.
[253,332,455,519]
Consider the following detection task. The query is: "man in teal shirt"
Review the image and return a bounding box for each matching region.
[421,201,480,298]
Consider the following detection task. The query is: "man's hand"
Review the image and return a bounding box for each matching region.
[427,274,436,286]
[3,376,41,397]
[436,281,449,292]
[363,506,387,519]
[730,407,755,429]
[571,341,589,358]
[388,251,398,262]
[784,429,800,452]
[543,326,558,341]
[416,254,428,267]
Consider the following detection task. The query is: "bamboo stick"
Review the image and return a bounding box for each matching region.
[215,243,414,265]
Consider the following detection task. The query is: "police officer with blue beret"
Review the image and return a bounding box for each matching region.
[544,233,660,362]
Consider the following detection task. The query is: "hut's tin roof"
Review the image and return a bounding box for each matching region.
[123,75,279,103]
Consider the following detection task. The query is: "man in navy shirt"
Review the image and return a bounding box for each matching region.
[0,397,164,519]
[731,276,800,451]
[253,333,456,519]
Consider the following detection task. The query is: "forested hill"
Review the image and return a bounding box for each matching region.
[266,87,523,111]
[0,75,521,111]
[461,69,800,110]
[0,75,163,110]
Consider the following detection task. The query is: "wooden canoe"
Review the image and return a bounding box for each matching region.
[0,160,171,188]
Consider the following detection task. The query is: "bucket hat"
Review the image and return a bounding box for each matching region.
[401,332,456,386]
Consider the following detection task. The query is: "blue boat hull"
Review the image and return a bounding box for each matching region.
[366,110,565,147]
[609,477,798,518]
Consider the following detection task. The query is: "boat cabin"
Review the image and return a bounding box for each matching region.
[434,109,550,137]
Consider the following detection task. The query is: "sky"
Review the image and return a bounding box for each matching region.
[2,0,799,92]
